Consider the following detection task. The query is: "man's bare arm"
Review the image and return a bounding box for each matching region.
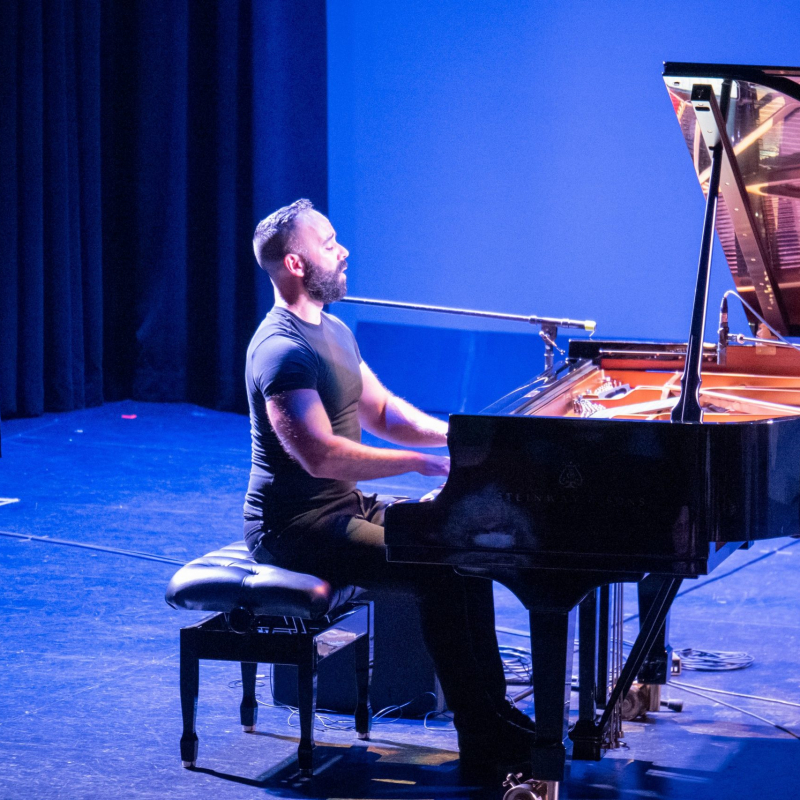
[358,362,448,447]
[267,389,449,481]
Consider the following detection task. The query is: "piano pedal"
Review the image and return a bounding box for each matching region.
[503,774,559,800]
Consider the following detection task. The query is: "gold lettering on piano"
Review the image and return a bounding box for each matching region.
[500,491,647,509]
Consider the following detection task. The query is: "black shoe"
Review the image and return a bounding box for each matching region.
[457,715,534,782]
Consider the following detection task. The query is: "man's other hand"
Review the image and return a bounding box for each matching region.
[417,454,450,477]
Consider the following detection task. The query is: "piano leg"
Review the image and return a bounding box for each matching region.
[636,574,674,685]
[571,589,604,760]
[492,570,641,783]
[560,577,682,761]
[595,584,610,709]
[527,606,576,782]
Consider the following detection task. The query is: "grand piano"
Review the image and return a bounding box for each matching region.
[384,62,800,786]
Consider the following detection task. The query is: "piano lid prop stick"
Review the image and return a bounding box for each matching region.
[337,296,596,373]
[671,80,731,424]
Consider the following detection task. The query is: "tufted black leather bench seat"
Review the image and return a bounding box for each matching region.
[166,541,373,775]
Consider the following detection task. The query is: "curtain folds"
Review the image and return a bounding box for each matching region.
[1,0,328,418]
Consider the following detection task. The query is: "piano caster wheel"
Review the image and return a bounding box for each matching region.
[503,774,559,800]
[181,760,196,769]
[357,731,370,740]
[299,768,312,778]
[242,724,256,732]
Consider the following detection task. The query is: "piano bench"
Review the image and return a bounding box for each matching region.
[165,541,373,775]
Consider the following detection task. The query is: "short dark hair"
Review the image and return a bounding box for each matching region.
[253,199,314,268]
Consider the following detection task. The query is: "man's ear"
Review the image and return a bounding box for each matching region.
[283,252,305,277]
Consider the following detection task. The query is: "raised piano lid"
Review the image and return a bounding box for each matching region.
[664,62,800,336]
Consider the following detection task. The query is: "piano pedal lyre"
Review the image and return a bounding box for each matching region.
[621,682,660,720]
[621,681,684,720]
[503,774,559,800]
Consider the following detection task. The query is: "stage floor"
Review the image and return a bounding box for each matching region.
[1,401,799,799]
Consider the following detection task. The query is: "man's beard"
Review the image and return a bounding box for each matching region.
[302,255,347,304]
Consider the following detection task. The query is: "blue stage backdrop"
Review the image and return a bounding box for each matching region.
[6,2,800,420]
[0,0,327,419]
[327,0,800,411]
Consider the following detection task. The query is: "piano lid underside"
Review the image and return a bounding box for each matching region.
[665,67,800,336]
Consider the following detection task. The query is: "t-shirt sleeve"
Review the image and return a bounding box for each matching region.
[350,328,362,364]
[328,313,362,364]
[251,334,319,397]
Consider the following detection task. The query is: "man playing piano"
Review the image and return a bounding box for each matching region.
[243,198,535,777]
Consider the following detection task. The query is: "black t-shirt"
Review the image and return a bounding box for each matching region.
[244,307,363,527]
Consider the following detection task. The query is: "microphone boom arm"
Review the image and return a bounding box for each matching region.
[337,296,596,373]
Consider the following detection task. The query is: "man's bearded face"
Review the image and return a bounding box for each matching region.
[302,254,347,304]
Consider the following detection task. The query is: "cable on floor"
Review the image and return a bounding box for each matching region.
[423,708,454,730]
[624,538,800,624]
[667,681,800,740]
[676,538,800,600]
[246,665,448,733]
[673,648,754,671]
[0,528,185,565]
[501,645,532,685]
[670,680,800,710]
[496,625,529,638]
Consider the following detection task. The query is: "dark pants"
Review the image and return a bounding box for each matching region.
[244,490,507,728]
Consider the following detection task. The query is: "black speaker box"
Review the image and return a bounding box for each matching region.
[272,590,443,716]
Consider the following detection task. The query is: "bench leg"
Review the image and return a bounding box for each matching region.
[297,641,317,776]
[179,633,199,768]
[354,607,373,740]
[240,662,259,731]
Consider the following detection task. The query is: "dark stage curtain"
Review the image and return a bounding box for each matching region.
[0,0,328,419]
